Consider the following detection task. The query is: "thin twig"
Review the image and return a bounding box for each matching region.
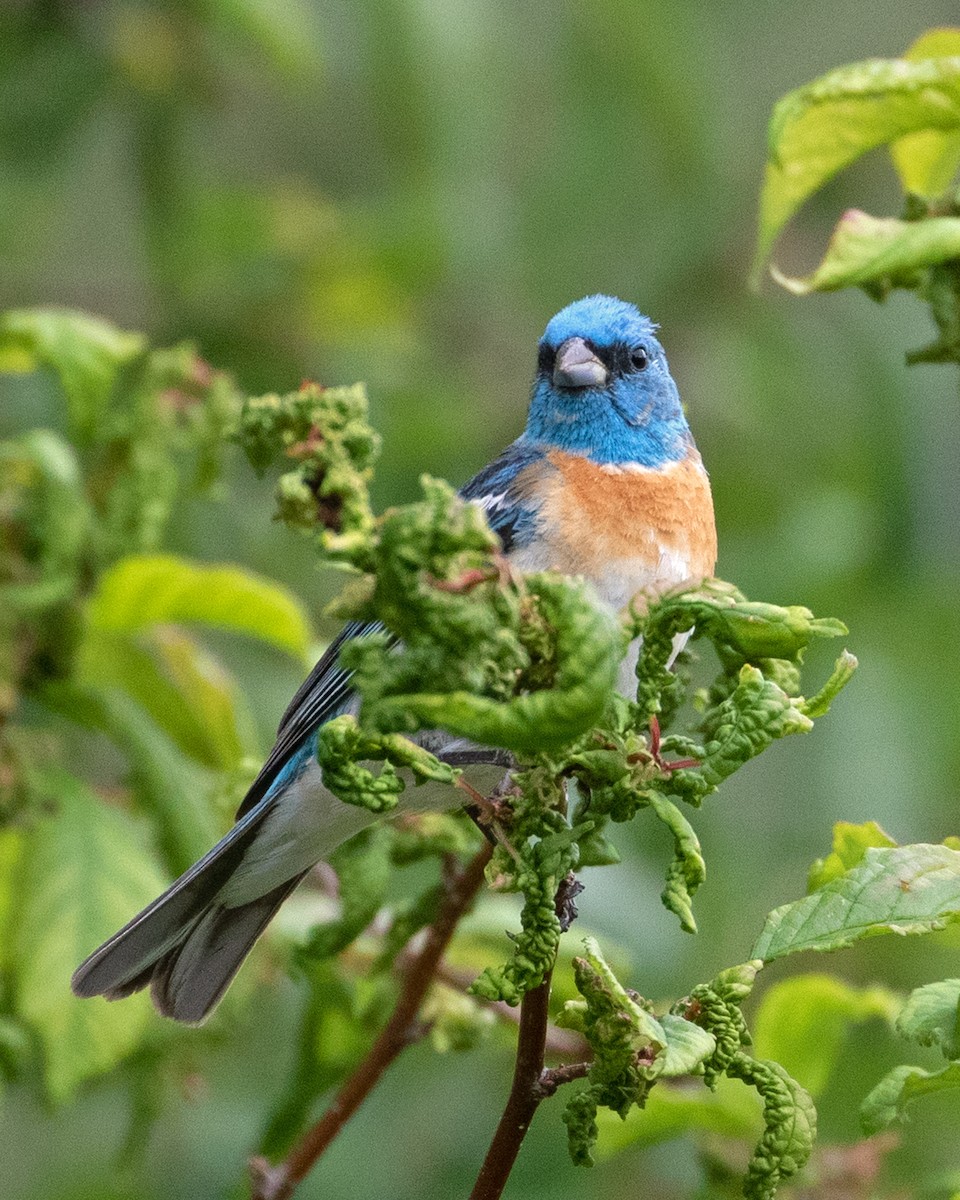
[468,974,555,1200]
[249,840,494,1200]
[468,873,588,1200]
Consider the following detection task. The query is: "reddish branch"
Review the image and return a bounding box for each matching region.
[249,841,494,1200]
[468,875,592,1200]
[467,972,591,1200]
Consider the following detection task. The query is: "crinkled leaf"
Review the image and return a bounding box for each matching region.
[0,309,144,443]
[672,664,813,801]
[473,824,586,1005]
[364,571,622,756]
[754,54,960,280]
[861,1061,960,1135]
[773,210,960,294]
[808,820,898,891]
[895,979,960,1059]
[87,553,310,659]
[659,1012,716,1076]
[892,30,960,195]
[647,793,705,933]
[753,974,899,1096]
[753,844,960,962]
[12,770,167,1102]
[729,1057,817,1200]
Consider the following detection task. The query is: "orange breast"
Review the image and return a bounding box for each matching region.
[514,449,717,596]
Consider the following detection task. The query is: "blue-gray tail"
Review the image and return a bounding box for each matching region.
[71,803,306,1024]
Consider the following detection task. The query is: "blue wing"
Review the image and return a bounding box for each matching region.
[459,438,546,553]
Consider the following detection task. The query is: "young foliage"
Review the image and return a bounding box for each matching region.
[752,28,960,370]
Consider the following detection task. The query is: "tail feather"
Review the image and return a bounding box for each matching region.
[71,800,273,1005]
[149,873,308,1023]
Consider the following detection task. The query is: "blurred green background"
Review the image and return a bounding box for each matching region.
[4,1,960,1197]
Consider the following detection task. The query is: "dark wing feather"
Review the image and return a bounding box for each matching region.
[459,438,546,553]
[235,620,385,818]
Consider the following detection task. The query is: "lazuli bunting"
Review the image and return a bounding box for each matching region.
[72,295,717,1022]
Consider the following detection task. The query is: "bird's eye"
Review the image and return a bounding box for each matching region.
[537,342,555,372]
[630,346,649,371]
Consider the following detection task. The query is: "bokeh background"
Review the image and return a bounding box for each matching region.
[4,2,960,1197]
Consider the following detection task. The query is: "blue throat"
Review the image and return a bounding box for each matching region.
[524,376,691,467]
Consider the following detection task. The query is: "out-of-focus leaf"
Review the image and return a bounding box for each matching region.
[753,844,960,961]
[808,820,898,891]
[12,770,167,1102]
[753,54,960,280]
[773,210,960,294]
[895,979,960,1058]
[76,625,257,771]
[862,1061,960,1135]
[40,681,219,875]
[591,1075,759,1158]
[87,553,311,659]
[753,974,899,1097]
[202,0,323,78]
[892,30,960,195]
[0,309,144,443]
[0,827,25,972]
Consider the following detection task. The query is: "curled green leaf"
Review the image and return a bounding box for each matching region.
[316,714,459,813]
[727,1056,817,1200]
[647,792,705,933]
[368,573,621,756]
[772,210,960,295]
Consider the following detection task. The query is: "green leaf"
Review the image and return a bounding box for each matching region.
[659,1012,716,1076]
[895,979,960,1059]
[370,573,621,755]
[205,0,323,77]
[861,1061,960,1135]
[76,626,256,771]
[753,843,960,962]
[729,1057,817,1200]
[87,553,311,659]
[12,770,167,1102]
[0,309,144,443]
[647,793,705,933]
[40,681,220,875]
[772,210,960,294]
[753,54,960,281]
[753,974,899,1096]
[808,820,898,891]
[892,30,960,195]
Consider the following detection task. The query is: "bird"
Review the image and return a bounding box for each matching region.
[72,294,717,1023]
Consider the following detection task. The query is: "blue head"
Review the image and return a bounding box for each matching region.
[524,295,691,467]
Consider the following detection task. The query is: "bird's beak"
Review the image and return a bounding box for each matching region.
[552,337,609,389]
